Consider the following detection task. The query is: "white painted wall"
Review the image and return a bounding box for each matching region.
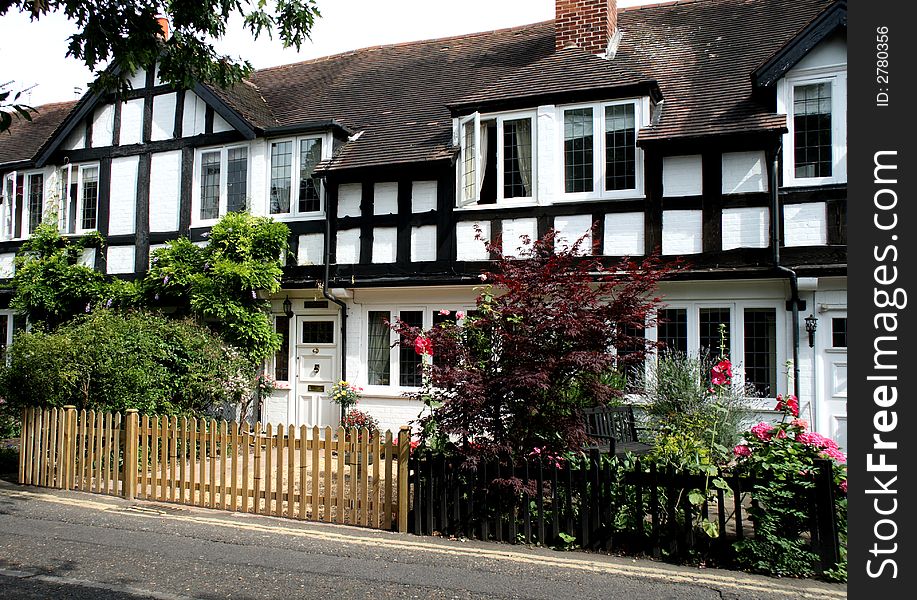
[149,151,182,232]
[373,182,398,215]
[0,253,15,278]
[336,229,360,264]
[783,202,827,246]
[297,233,325,266]
[182,92,207,137]
[456,221,490,261]
[108,156,139,235]
[722,151,768,194]
[125,69,146,90]
[337,183,361,217]
[63,128,85,151]
[120,99,144,146]
[501,218,537,256]
[553,214,592,254]
[411,181,437,213]
[411,225,437,262]
[792,31,847,72]
[150,93,177,141]
[106,245,135,274]
[603,212,645,256]
[213,112,233,133]
[91,104,115,148]
[662,210,703,255]
[536,104,558,204]
[662,155,703,197]
[248,140,268,217]
[722,207,769,250]
[372,227,397,263]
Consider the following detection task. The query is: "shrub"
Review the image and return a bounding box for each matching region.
[390,230,677,457]
[0,309,255,418]
[732,396,847,579]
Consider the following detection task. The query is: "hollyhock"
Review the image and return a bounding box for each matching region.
[775,394,800,417]
[414,336,433,356]
[790,418,809,430]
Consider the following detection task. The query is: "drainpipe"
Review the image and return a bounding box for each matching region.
[322,181,348,419]
[768,143,801,402]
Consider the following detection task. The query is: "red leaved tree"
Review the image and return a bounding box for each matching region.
[391,230,679,458]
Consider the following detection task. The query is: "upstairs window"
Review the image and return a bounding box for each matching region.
[269,135,326,217]
[780,71,847,186]
[194,145,249,223]
[57,164,99,234]
[1,171,45,240]
[793,82,832,178]
[458,112,535,207]
[561,99,644,199]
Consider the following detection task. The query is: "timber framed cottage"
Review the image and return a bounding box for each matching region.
[0,0,848,447]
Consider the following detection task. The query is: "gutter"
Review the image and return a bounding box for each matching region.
[767,143,802,402]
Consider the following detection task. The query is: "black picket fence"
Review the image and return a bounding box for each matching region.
[408,449,842,572]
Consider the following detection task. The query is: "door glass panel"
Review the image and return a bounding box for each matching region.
[302,320,334,344]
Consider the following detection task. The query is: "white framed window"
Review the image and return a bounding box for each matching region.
[1,170,46,241]
[0,310,26,359]
[192,144,250,225]
[268,134,329,218]
[559,98,648,201]
[56,163,100,235]
[651,301,786,399]
[271,315,292,385]
[457,110,536,209]
[364,305,472,390]
[779,69,847,187]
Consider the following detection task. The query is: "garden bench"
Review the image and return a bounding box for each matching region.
[582,405,653,456]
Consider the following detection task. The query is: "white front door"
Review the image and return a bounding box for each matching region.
[818,310,847,451]
[293,315,339,427]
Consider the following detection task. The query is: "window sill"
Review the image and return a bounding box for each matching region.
[555,192,645,203]
[455,200,538,212]
[269,213,326,222]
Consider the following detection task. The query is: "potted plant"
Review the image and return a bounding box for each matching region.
[329,380,362,412]
[341,408,380,465]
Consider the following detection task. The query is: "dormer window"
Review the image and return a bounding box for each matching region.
[269,135,327,218]
[560,98,645,200]
[458,111,535,208]
[779,70,847,187]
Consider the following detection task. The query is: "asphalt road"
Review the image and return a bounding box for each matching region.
[0,480,846,600]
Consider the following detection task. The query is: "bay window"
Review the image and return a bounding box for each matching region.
[268,135,326,217]
[458,111,535,207]
[194,145,249,223]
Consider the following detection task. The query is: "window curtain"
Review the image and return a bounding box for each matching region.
[367,312,391,385]
[477,121,488,194]
[514,119,533,197]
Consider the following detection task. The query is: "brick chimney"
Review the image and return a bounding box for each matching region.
[156,15,170,40]
[555,0,619,56]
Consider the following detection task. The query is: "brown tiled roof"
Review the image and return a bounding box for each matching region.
[2,0,838,170]
[0,100,77,167]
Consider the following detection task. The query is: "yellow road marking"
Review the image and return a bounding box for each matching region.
[0,486,845,599]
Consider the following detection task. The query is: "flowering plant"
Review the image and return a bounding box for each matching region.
[329,380,362,411]
[732,393,847,578]
[256,373,276,396]
[340,408,380,436]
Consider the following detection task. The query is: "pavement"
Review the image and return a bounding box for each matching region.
[0,479,847,599]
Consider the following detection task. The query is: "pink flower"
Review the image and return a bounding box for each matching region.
[840,480,848,494]
[711,373,728,386]
[438,309,451,315]
[456,311,466,320]
[414,336,433,356]
[479,273,487,281]
[750,422,774,441]
[791,418,809,430]
[733,444,752,458]
[713,359,733,378]
[821,448,847,464]
[776,429,788,439]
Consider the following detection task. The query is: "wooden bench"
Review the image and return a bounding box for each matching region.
[582,405,653,456]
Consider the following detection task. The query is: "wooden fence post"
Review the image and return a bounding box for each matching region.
[397,426,411,533]
[62,406,77,490]
[123,409,139,500]
[18,407,27,485]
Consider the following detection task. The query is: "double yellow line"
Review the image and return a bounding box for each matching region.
[0,486,846,599]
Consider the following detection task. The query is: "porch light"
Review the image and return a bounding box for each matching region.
[283,296,294,318]
[804,314,818,348]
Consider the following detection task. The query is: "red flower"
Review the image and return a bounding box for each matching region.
[775,394,800,417]
[710,359,732,387]
[414,335,433,356]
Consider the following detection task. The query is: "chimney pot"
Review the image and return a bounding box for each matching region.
[156,16,170,40]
